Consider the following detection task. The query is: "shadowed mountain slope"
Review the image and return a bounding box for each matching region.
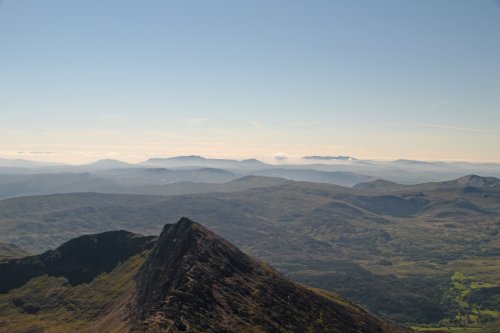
[0,230,156,293]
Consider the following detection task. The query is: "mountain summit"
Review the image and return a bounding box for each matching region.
[0,218,408,333]
[130,217,407,332]
[142,155,269,170]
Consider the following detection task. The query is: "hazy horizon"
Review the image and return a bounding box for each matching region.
[1,153,500,166]
[1,0,499,163]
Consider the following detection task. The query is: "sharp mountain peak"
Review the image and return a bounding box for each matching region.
[129,217,408,332]
[0,217,409,333]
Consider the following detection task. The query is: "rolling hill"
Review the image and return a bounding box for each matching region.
[0,172,286,199]
[354,174,500,193]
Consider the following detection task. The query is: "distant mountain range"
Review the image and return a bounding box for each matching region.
[1,155,499,186]
[0,155,500,185]
[142,155,270,170]
[303,155,357,161]
[0,217,408,333]
[79,158,136,170]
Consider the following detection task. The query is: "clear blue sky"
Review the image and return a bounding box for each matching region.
[0,0,499,163]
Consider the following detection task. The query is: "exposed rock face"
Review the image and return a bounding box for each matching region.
[131,217,408,333]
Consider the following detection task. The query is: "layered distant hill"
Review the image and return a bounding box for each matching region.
[1,155,499,192]
[0,218,408,333]
[354,174,500,193]
[0,172,290,199]
[142,155,271,170]
[0,156,377,198]
[303,155,357,161]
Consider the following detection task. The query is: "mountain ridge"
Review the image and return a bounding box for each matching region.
[142,155,270,170]
[129,217,408,332]
[303,155,357,161]
[354,174,500,192]
[0,217,409,333]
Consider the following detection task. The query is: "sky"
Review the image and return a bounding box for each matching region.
[0,0,499,164]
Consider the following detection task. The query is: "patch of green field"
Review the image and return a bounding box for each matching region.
[478,309,500,317]
[446,271,500,327]
[413,327,482,332]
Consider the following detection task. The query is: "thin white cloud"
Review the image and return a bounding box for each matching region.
[364,123,495,133]
[194,142,227,146]
[252,120,330,130]
[29,151,53,155]
[147,131,188,139]
[0,151,52,155]
[276,120,334,129]
[273,152,288,161]
[0,130,31,136]
[416,123,490,132]
[250,121,265,129]
[184,118,208,126]
[248,119,491,133]
[99,114,128,121]
[428,100,450,109]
